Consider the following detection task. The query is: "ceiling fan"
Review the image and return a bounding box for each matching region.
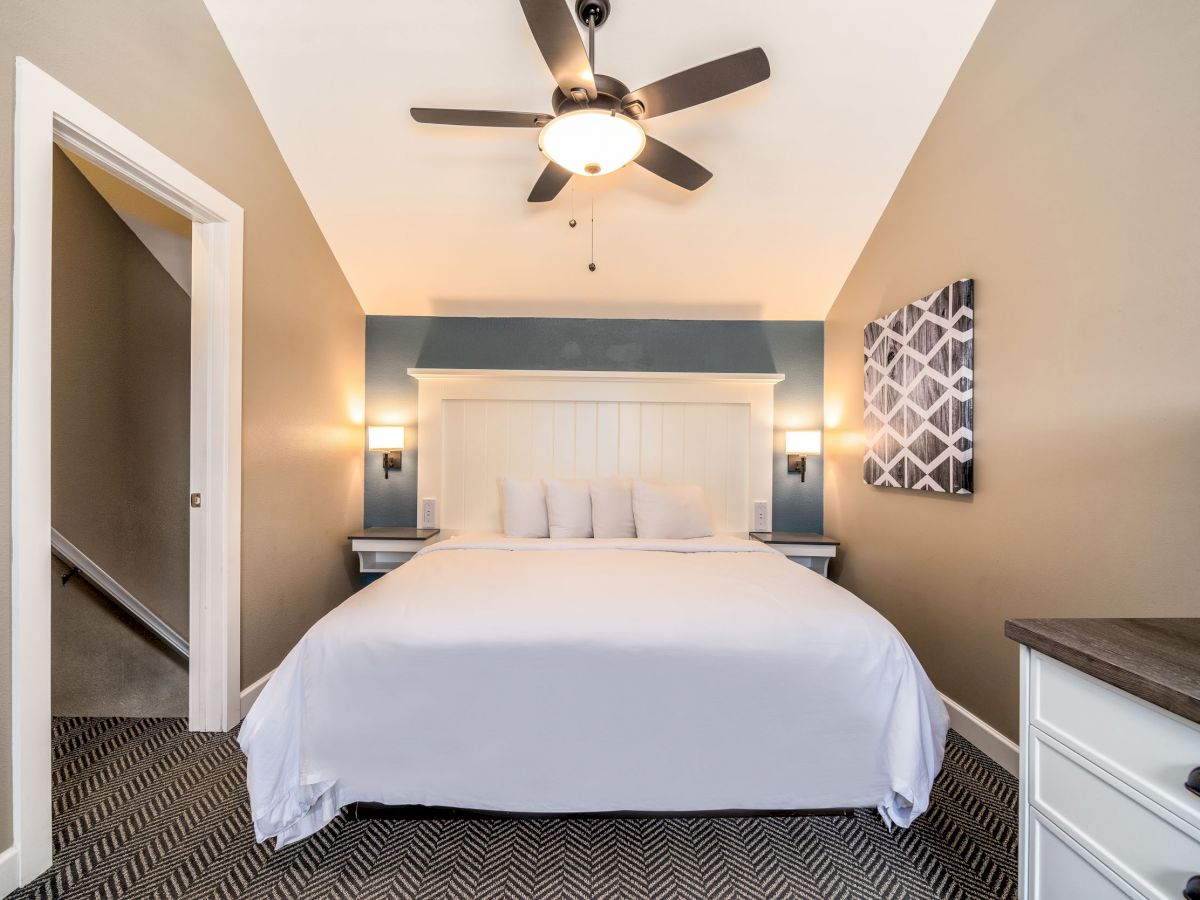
[411,0,770,202]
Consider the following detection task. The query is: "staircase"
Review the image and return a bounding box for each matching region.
[50,527,188,659]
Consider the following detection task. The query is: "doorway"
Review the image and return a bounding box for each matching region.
[50,145,192,717]
[10,58,243,886]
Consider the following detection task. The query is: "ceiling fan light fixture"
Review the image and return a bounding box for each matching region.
[538,109,646,177]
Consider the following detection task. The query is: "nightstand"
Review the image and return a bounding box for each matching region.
[749,532,840,577]
[349,527,441,580]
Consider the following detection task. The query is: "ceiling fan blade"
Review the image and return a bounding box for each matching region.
[528,161,573,202]
[636,137,712,191]
[622,48,770,119]
[518,0,597,100]
[411,108,552,128]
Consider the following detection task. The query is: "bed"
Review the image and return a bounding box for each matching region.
[240,533,949,846]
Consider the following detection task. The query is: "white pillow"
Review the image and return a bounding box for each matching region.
[589,477,636,538]
[546,478,593,538]
[501,476,548,538]
[632,480,714,539]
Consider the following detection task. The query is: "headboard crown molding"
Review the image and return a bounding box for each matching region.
[408,368,785,385]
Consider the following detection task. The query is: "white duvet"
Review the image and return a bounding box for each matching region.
[240,535,948,846]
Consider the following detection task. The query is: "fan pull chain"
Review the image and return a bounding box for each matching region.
[569,183,576,228]
[588,194,596,272]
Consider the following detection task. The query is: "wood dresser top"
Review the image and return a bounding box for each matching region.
[749,532,840,546]
[1005,618,1200,725]
[348,527,440,541]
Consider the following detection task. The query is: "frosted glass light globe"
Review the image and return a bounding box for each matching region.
[538,109,646,177]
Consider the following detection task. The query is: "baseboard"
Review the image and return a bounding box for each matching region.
[0,845,21,897]
[940,691,1019,776]
[239,668,276,719]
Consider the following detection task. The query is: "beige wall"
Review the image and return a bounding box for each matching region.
[824,0,1200,741]
[51,147,190,715]
[0,0,365,847]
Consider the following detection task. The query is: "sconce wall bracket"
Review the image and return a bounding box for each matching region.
[787,454,808,481]
[382,451,402,478]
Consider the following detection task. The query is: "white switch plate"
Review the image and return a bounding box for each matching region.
[421,498,437,528]
[753,501,768,531]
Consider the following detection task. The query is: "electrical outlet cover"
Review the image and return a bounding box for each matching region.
[421,498,437,528]
[753,501,768,530]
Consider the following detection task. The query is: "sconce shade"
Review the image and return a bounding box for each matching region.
[785,430,821,455]
[368,425,405,452]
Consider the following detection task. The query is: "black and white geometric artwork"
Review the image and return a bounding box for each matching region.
[863,279,973,493]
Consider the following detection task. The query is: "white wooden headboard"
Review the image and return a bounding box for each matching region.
[410,369,783,534]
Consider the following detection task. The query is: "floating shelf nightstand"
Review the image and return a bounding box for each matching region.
[749,531,840,577]
[349,527,441,578]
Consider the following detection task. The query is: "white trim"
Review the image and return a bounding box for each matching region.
[350,539,432,553]
[408,368,785,384]
[769,544,837,558]
[0,845,21,897]
[941,690,1020,776]
[240,668,276,719]
[11,58,242,885]
[1018,646,1030,900]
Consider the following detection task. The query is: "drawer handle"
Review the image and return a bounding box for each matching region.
[1187,767,1200,798]
[1184,875,1200,900]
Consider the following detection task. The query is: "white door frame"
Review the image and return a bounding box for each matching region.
[8,58,243,885]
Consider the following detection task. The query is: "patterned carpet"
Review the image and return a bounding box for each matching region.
[12,718,1017,899]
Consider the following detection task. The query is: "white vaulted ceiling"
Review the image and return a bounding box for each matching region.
[204,0,993,320]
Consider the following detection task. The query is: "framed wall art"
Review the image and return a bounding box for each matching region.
[863,279,973,494]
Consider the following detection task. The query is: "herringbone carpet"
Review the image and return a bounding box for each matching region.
[12,718,1017,899]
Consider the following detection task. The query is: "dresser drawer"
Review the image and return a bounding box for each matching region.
[1030,728,1200,899]
[1027,810,1138,899]
[1030,651,1200,830]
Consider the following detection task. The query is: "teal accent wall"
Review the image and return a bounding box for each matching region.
[365,316,824,532]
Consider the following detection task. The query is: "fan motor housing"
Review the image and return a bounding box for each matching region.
[575,0,610,27]
[552,74,632,117]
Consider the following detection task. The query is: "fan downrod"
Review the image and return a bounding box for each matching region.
[575,0,610,27]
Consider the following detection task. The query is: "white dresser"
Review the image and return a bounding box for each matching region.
[1008,619,1200,900]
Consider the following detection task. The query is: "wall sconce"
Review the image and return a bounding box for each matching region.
[368,426,405,479]
[786,430,821,482]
